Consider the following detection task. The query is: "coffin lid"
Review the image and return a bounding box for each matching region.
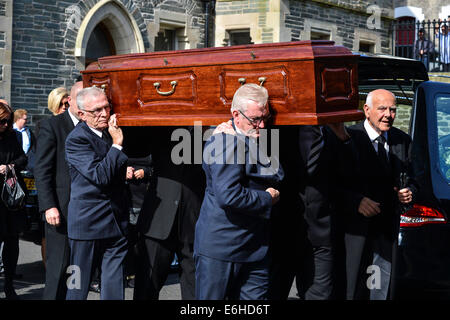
[84,40,355,73]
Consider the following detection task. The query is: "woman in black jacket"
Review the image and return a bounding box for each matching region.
[0,101,27,300]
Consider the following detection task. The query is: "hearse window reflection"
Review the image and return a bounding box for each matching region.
[436,95,450,182]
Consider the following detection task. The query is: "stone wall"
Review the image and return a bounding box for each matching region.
[286,0,393,54]
[11,0,206,127]
[0,0,11,102]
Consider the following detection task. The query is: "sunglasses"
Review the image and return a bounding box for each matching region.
[0,117,9,125]
[61,101,69,109]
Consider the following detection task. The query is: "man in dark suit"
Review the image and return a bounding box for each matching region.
[194,83,284,300]
[295,124,354,300]
[65,86,129,300]
[268,123,355,300]
[13,109,36,173]
[344,89,416,300]
[34,81,83,300]
[133,126,205,300]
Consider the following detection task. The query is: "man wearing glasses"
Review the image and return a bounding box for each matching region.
[194,83,284,299]
[64,86,129,300]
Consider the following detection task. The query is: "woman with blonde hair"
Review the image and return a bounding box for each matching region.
[47,87,69,115]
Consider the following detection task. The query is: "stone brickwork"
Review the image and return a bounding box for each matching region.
[286,0,393,54]
[394,103,412,134]
[11,0,207,127]
[0,0,11,102]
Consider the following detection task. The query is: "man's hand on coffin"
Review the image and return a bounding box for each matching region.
[213,120,235,136]
[108,114,123,146]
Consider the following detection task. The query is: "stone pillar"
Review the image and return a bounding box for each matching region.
[0,0,12,102]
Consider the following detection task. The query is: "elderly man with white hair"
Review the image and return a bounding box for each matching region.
[343,89,417,300]
[194,83,284,300]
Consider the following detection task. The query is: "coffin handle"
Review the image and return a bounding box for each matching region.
[238,78,246,85]
[153,81,178,96]
[258,77,266,86]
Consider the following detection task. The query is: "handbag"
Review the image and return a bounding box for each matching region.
[1,165,26,211]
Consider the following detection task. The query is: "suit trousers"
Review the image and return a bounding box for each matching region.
[345,232,392,300]
[133,232,195,300]
[66,236,128,300]
[296,245,334,300]
[194,253,270,300]
[42,223,70,300]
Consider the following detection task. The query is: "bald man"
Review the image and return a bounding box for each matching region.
[35,81,84,300]
[343,89,417,300]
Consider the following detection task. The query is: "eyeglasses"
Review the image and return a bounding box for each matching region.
[0,118,9,125]
[238,110,272,126]
[83,104,111,117]
[63,101,69,109]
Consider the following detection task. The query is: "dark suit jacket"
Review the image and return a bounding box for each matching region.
[298,125,357,247]
[65,121,129,240]
[345,121,417,239]
[194,130,285,263]
[15,126,36,173]
[343,121,418,299]
[15,126,35,155]
[137,127,205,244]
[35,111,74,223]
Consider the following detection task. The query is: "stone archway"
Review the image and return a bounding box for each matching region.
[74,0,145,69]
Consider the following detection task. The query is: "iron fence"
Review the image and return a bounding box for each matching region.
[393,19,450,72]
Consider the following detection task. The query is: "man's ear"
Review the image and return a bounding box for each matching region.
[78,110,84,119]
[231,110,239,123]
[363,104,370,118]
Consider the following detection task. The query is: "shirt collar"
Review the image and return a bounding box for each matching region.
[68,109,79,127]
[364,119,388,142]
[88,126,103,138]
[13,123,26,132]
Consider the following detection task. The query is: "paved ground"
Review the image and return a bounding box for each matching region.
[0,239,298,300]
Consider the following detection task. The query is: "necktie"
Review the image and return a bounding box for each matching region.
[375,135,389,169]
[306,126,324,176]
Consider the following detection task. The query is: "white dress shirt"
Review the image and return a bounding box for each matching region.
[364,119,389,157]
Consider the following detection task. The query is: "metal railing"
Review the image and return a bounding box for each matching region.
[393,19,450,72]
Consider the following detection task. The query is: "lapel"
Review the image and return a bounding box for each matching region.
[387,129,404,179]
[79,122,111,156]
[60,110,76,139]
[353,122,392,174]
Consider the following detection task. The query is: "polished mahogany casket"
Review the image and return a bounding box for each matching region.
[82,41,363,126]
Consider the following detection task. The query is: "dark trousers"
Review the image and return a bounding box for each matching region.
[345,233,393,300]
[1,235,19,289]
[42,223,70,300]
[296,244,334,300]
[267,246,302,300]
[195,253,270,300]
[134,232,195,300]
[443,63,450,72]
[66,236,128,300]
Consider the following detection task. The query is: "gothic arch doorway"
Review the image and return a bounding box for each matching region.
[75,0,145,69]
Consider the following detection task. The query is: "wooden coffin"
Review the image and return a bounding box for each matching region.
[81,41,363,126]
